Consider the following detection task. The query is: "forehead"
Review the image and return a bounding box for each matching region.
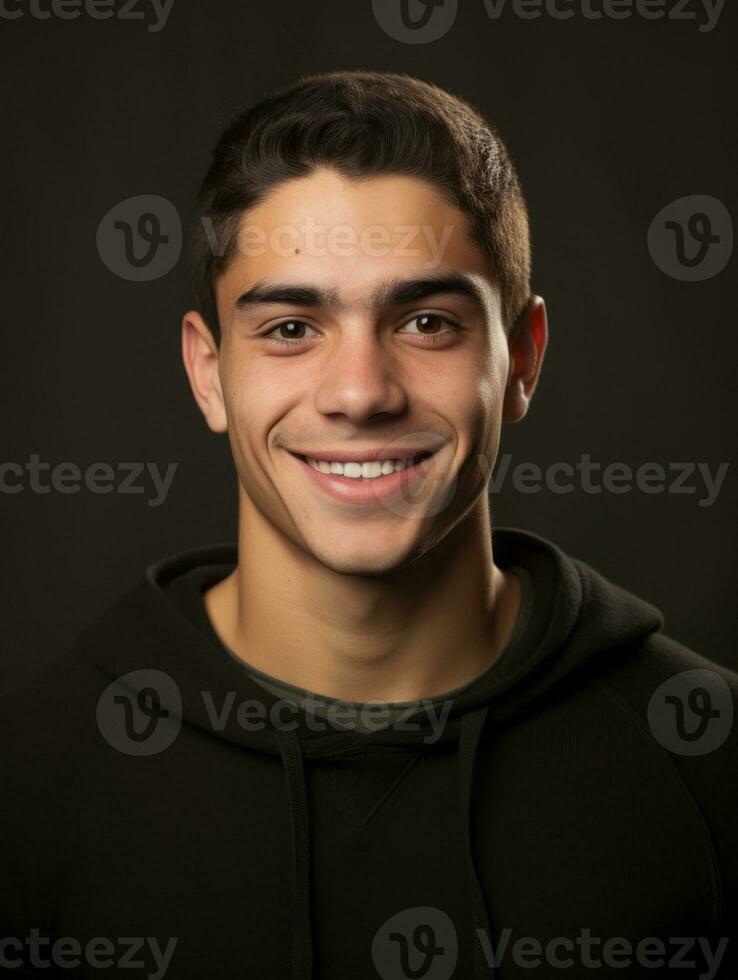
[216,167,498,314]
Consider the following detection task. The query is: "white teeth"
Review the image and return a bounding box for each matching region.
[306,457,418,478]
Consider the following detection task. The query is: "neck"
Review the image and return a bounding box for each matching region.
[204,494,520,703]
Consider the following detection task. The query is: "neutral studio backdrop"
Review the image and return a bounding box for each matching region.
[1,0,736,691]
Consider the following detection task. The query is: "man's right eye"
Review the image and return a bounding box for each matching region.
[262,320,319,347]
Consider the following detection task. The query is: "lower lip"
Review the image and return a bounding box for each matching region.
[289,451,437,504]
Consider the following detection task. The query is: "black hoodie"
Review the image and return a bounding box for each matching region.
[1,527,737,979]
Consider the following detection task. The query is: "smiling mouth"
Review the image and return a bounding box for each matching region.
[290,449,434,480]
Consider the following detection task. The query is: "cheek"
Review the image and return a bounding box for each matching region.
[222,357,295,436]
[464,366,509,473]
[452,346,508,435]
[478,369,507,415]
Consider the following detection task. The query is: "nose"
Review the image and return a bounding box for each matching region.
[313,328,407,424]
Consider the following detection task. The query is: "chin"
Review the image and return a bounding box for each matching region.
[306,534,422,578]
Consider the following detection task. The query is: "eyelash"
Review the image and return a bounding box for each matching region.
[262,313,462,348]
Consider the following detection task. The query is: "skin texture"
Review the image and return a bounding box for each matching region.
[182,167,548,703]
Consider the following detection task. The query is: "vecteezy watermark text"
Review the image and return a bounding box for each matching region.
[476,927,729,978]
[0,454,178,507]
[0,0,175,32]
[201,690,453,744]
[483,453,729,508]
[0,930,178,979]
[481,0,724,32]
[372,0,725,42]
[201,216,456,269]
[95,670,456,757]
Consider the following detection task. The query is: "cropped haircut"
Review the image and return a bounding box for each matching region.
[191,69,531,344]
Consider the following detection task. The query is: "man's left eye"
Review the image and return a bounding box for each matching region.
[399,314,460,340]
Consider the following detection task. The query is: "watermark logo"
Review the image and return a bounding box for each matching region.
[648,195,733,281]
[372,0,458,43]
[97,194,181,281]
[373,907,458,979]
[647,668,733,756]
[97,669,182,756]
[352,434,458,520]
[96,671,455,753]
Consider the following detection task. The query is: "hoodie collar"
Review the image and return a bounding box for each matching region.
[77,526,663,756]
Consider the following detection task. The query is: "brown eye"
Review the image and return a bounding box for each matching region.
[263,320,319,347]
[415,314,443,334]
[399,314,460,343]
[275,320,307,340]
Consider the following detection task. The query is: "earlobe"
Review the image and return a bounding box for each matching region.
[181,311,229,434]
[503,375,530,423]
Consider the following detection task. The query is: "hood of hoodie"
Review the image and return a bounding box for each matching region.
[73,525,665,980]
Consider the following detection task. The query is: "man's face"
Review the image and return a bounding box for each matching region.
[204,167,516,575]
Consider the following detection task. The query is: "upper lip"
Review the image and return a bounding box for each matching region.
[289,446,440,463]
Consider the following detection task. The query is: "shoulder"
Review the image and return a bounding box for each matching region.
[600,631,738,930]
[1,644,110,783]
[601,629,738,736]
[594,629,738,777]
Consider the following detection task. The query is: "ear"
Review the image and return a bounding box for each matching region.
[502,295,548,423]
[181,310,228,433]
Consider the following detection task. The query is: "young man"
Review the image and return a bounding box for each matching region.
[2,70,736,979]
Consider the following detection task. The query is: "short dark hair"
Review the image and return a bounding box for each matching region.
[191,69,531,344]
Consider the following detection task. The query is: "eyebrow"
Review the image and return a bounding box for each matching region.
[233,270,490,317]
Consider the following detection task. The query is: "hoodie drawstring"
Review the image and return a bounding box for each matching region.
[275,730,313,980]
[459,705,495,978]
[275,704,494,980]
